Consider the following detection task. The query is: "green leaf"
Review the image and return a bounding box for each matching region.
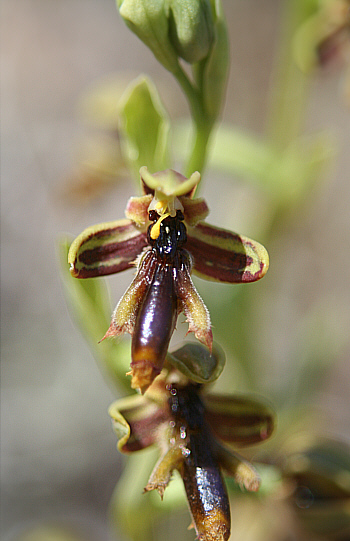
[119,76,171,176]
[59,238,132,393]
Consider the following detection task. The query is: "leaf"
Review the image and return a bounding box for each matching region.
[119,76,171,176]
[59,238,132,392]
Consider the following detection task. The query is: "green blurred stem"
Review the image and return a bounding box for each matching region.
[266,0,314,151]
[173,64,214,175]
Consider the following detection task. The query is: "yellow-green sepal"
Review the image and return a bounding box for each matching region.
[166,342,225,383]
[68,219,147,278]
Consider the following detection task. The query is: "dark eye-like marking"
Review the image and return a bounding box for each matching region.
[147,211,187,262]
[148,209,159,222]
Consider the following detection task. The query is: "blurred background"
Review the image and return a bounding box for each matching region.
[1,0,349,540]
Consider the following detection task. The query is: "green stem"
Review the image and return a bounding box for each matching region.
[173,64,214,175]
[266,0,315,151]
[185,117,213,175]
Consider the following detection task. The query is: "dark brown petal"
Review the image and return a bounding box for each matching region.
[108,395,169,453]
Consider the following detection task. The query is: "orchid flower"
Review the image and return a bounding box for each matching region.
[68,167,269,392]
[108,343,275,541]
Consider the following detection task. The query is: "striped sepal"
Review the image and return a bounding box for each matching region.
[204,394,274,446]
[186,222,269,283]
[108,395,169,453]
[68,219,147,278]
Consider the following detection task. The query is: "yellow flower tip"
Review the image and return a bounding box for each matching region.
[143,482,165,500]
[129,360,161,394]
[199,509,231,541]
[260,244,270,278]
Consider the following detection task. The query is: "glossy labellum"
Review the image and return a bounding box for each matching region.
[170,384,231,541]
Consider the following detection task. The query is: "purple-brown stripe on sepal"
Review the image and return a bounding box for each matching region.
[204,394,275,446]
[186,222,269,283]
[68,219,148,278]
[121,406,170,453]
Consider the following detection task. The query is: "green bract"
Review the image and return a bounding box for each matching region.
[119,77,171,176]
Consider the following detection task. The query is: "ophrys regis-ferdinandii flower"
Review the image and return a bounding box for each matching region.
[108,343,275,541]
[68,167,269,392]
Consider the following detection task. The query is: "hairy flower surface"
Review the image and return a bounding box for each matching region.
[108,344,275,541]
[68,167,269,392]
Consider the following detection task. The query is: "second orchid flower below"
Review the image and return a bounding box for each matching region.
[68,168,269,392]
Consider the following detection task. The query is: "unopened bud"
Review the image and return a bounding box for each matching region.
[167,0,215,63]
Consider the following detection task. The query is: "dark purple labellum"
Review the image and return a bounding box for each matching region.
[170,385,231,541]
[131,261,178,393]
[130,210,188,393]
